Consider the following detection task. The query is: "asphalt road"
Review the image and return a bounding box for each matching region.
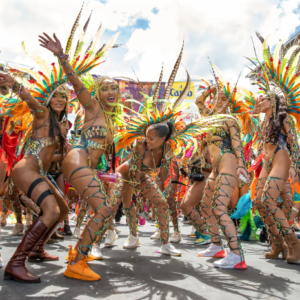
[0,216,299,300]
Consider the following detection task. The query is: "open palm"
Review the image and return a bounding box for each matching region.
[0,72,15,87]
[38,33,63,54]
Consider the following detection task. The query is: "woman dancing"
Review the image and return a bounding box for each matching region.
[0,71,69,282]
[195,69,252,269]
[39,8,121,281]
[248,37,300,263]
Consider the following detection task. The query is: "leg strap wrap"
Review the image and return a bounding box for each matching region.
[27,178,44,199]
[37,190,53,207]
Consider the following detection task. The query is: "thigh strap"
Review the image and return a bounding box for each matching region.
[37,190,53,207]
[27,178,44,199]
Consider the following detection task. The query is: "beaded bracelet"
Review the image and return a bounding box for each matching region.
[19,85,30,102]
[54,51,69,60]
[66,71,75,77]
[76,86,86,95]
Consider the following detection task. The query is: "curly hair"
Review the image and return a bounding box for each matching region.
[265,95,287,144]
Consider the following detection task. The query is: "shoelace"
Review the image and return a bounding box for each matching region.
[80,258,90,270]
[166,243,174,251]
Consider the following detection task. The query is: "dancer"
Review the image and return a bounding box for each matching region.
[180,138,212,245]
[114,49,220,254]
[0,68,70,282]
[248,36,300,263]
[39,8,121,281]
[195,68,252,269]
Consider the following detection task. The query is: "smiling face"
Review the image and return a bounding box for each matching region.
[49,86,67,115]
[98,79,119,108]
[215,91,229,113]
[145,128,166,150]
[259,95,272,113]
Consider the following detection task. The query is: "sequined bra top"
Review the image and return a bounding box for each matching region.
[207,125,233,153]
[81,126,108,140]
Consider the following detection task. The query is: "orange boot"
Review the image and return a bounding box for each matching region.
[65,245,95,262]
[64,258,101,281]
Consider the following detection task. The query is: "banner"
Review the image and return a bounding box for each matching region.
[169,82,195,100]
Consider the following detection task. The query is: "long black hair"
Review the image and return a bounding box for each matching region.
[47,99,67,161]
[149,120,175,141]
[265,94,287,144]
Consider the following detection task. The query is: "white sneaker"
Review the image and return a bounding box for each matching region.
[170,232,181,243]
[198,243,226,258]
[159,243,181,256]
[213,251,247,269]
[115,227,121,234]
[105,229,118,246]
[91,243,103,260]
[151,229,161,239]
[123,234,140,249]
[73,227,81,239]
[8,223,24,236]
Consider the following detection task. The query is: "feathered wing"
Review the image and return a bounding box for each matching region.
[170,114,234,157]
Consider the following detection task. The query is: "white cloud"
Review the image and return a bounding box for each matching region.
[1,0,300,91]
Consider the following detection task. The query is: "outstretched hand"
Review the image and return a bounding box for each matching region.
[38,33,63,54]
[253,96,261,114]
[0,72,15,87]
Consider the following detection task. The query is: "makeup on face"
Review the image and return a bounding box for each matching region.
[145,128,165,150]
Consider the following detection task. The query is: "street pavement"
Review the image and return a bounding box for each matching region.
[0,216,299,300]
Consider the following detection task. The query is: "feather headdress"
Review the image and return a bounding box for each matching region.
[69,109,84,147]
[18,6,119,106]
[248,34,300,129]
[115,54,230,157]
[203,62,259,138]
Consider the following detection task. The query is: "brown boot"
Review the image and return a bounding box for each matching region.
[4,219,48,283]
[285,233,300,264]
[265,234,287,259]
[28,222,59,262]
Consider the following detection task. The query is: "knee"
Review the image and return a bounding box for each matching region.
[43,204,60,221]
[180,201,189,214]
[60,202,69,219]
[93,206,111,220]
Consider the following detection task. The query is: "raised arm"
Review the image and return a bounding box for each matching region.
[283,114,300,179]
[227,118,249,181]
[39,33,95,111]
[0,72,48,120]
[195,86,216,116]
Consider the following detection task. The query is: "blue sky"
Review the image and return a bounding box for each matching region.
[1,0,300,86]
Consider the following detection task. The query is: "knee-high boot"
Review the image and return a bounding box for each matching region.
[28,221,59,262]
[4,219,48,283]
